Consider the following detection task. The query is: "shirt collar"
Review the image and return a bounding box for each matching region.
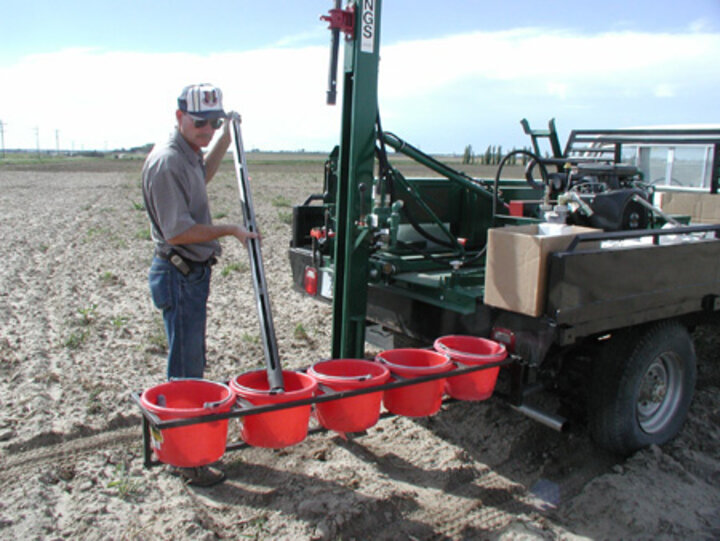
[172,128,204,166]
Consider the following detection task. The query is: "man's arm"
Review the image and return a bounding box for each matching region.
[203,126,231,184]
[168,223,257,247]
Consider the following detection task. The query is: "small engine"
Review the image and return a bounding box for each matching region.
[531,162,653,231]
[564,163,651,231]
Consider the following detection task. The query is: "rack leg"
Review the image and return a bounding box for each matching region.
[142,416,153,469]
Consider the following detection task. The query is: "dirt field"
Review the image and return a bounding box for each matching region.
[0,156,718,540]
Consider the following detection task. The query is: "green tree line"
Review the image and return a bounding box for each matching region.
[462,144,533,166]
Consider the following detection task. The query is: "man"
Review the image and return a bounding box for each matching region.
[142,84,256,486]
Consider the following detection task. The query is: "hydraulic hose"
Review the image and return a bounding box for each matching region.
[492,149,548,227]
[375,115,461,252]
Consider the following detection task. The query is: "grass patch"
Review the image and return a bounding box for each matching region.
[271,195,292,208]
[86,387,104,414]
[135,228,152,241]
[77,304,98,326]
[64,329,89,349]
[294,323,309,341]
[239,515,270,539]
[221,262,249,276]
[111,315,129,328]
[213,211,229,219]
[107,463,141,500]
[131,200,145,211]
[147,331,166,352]
[100,271,120,284]
[113,237,129,249]
[85,226,110,241]
[241,332,259,344]
[277,210,293,224]
[144,317,167,353]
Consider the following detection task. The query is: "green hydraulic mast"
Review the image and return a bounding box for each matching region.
[322,0,382,359]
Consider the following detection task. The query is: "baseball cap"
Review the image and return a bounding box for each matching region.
[177,84,226,119]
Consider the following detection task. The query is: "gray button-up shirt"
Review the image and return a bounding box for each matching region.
[142,129,221,262]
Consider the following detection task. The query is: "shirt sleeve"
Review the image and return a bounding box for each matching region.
[146,158,197,241]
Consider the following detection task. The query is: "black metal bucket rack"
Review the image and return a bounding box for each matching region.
[131,357,515,469]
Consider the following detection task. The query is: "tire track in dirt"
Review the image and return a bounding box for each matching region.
[0,425,141,479]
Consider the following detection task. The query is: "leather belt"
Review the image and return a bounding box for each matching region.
[155,250,217,272]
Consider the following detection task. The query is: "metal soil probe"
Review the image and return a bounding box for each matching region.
[230,116,284,392]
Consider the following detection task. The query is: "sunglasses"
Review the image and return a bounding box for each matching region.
[188,115,223,129]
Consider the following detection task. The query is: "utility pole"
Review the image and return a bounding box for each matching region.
[34,126,40,155]
[55,129,60,154]
[0,120,5,159]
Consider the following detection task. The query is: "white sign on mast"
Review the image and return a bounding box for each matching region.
[360,0,376,54]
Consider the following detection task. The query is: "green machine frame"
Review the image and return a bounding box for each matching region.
[323,0,502,358]
[326,0,382,359]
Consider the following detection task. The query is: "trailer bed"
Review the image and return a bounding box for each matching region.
[547,225,720,344]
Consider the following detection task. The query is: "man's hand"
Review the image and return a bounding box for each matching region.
[232,224,260,247]
[222,111,242,137]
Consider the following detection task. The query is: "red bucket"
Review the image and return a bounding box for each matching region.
[308,359,390,433]
[434,335,507,400]
[229,370,317,448]
[140,379,235,467]
[376,349,453,417]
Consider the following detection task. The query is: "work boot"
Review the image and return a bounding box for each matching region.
[170,465,226,487]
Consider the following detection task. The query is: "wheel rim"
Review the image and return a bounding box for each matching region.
[636,352,684,434]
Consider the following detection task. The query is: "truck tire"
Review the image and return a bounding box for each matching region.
[588,321,696,455]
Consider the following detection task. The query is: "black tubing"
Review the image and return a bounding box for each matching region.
[492,149,548,227]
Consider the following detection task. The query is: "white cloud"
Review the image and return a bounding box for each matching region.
[379,28,720,99]
[272,29,326,48]
[1,27,718,151]
[545,82,569,99]
[377,28,720,150]
[689,18,713,33]
[654,84,675,98]
[0,45,341,151]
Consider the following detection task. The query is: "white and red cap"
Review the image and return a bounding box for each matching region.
[177,84,226,119]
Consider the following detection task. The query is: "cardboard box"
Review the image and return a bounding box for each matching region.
[658,192,720,224]
[484,224,599,316]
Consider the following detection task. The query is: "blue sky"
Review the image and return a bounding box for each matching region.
[1,0,719,153]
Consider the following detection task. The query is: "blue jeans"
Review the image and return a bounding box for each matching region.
[149,257,211,379]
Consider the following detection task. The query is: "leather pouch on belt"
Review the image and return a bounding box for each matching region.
[169,252,191,276]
